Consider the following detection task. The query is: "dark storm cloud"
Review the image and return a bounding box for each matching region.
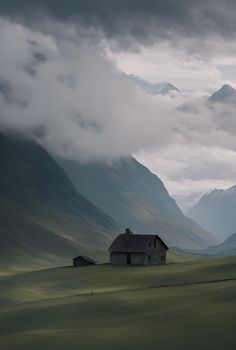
[1,0,236,45]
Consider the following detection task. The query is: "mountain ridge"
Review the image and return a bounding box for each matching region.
[0,132,116,272]
[175,232,236,258]
[188,184,236,241]
[209,84,236,104]
[57,155,217,249]
[128,74,179,95]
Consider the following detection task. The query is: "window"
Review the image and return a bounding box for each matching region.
[154,240,156,248]
[148,255,151,262]
[149,242,152,247]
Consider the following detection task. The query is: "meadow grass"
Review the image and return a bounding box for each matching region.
[0,256,235,350]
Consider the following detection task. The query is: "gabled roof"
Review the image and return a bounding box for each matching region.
[73,255,96,264]
[109,233,169,253]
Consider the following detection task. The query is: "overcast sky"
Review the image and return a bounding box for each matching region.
[1,1,236,210]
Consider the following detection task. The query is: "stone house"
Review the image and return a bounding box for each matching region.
[109,228,168,265]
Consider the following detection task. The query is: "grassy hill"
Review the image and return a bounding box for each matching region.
[57,156,217,249]
[0,256,235,350]
[0,133,116,272]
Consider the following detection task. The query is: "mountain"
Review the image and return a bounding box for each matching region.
[57,156,217,249]
[209,84,236,104]
[128,75,179,95]
[203,232,236,257]
[188,185,236,241]
[176,232,236,258]
[0,132,116,272]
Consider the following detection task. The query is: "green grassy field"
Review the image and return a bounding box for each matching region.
[0,256,235,350]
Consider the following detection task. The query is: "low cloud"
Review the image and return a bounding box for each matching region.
[0,17,236,205]
[0,18,177,160]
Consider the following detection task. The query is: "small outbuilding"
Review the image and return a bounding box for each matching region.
[109,228,168,266]
[73,255,96,267]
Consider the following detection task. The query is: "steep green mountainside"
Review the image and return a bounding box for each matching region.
[57,156,217,249]
[188,186,236,241]
[0,133,116,272]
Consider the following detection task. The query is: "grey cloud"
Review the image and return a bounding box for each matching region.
[58,74,77,89]
[1,1,236,48]
[1,17,236,162]
[23,41,47,76]
[0,19,176,160]
[1,16,236,202]
[0,78,12,103]
[0,78,28,107]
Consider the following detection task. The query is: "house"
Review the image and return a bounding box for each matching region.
[109,228,168,265]
[73,255,96,267]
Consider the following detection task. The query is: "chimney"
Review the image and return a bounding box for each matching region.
[125,228,132,235]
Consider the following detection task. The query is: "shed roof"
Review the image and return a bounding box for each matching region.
[109,233,168,252]
[73,255,96,264]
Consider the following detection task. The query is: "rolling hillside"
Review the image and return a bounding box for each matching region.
[0,256,235,350]
[57,156,217,249]
[0,132,116,272]
[188,186,236,241]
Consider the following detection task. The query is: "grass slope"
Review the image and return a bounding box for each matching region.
[57,156,216,249]
[0,257,235,350]
[0,133,116,272]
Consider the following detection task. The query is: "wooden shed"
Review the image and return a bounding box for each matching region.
[73,255,96,267]
[109,228,168,266]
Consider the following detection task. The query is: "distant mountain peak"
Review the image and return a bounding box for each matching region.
[127,74,179,96]
[188,184,236,241]
[221,84,234,90]
[209,84,236,103]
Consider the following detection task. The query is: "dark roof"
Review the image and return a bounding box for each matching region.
[73,255,96,264]
[109,233,169,252]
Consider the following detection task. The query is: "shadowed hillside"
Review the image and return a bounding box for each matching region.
[0,133,116,272]
[57,156,217,249]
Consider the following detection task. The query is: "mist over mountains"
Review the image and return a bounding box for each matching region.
[1,61,236,270]
[0,131,219,271]
[127,75,179,95]
[0,132,116,271]
[57,155,216,249]
[185,85,236,241]
[209,84,236,104]
[188,185,236,241]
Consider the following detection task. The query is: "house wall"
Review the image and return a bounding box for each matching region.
[130,253,146,265]
[110,252,146,265]
[110,238,167,266]
[145,239,167,265]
